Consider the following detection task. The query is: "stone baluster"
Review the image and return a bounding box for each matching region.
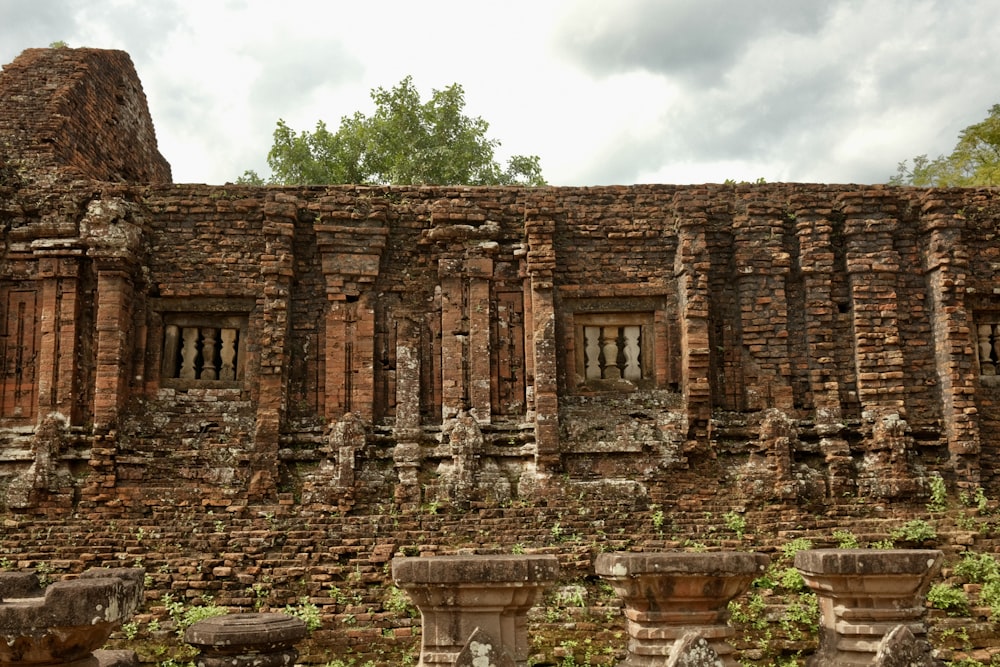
[199,327,217,380]
[601,327,622,379]
[993,326,1000,373]
[391,554,559,667]
[595,551,768,666]
[219,328,237,381]
[794,549,943,666]
[584,326,602,380]
[162,324,180,378]
[179,326,198,379]
[622,325,642,381]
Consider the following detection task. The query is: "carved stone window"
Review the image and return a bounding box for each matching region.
[977,317,1000,387]
[574,312,654,390]
[161,313,247,388]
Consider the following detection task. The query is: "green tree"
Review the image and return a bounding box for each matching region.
[240,76,545,187]
[891,104,1000,186]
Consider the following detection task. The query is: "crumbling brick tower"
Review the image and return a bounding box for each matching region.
[2,46,1000,518]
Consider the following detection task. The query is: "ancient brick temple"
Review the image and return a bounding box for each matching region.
[2,47,1000,517]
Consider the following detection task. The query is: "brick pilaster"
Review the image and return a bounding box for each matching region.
[438,257,466,421]
[251,194,298,500]
[791,196,854,494]
[91,268,132,429]
[840,191,907,413]
[467,255,494,423]
[733,200,794,411]
[920,192,981,488]
[35,255,81,420]
[393,316,422,508]
[314,193,388,420]
[524,207,560,471]
[673,193,712,444]
[82,199,143,432]
[839,190,914,497]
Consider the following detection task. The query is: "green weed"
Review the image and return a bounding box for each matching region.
[928,474,948,512]
[926,583,969,617]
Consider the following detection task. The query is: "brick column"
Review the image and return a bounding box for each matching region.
[0,276,41,423]
[437,253,495,423]
[323,299,377,420]
[34,255,81,420]
[733,201,794,411]
[673,194,713,445]
[81,199,143,432]
[438,257,467,421]
[839,191,913,498]
[3,247,81,510]
[251,195,298,500]
[524,208,560,471]
[840,191,907,414]
[393,316,422,508]
[919,192,981,489]
[314,199,388,421]
[91,267,132,430]
[791,196,854,495]
[467,255,494,423]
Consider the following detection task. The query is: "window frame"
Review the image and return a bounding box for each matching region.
[572,311,656,391]
[154,300,252,391]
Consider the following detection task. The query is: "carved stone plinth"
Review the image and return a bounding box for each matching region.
[391,555,560,667]
[594,551,769,667]
[184,613,307,667]
[794,549,943,666]
[0,567,145,667]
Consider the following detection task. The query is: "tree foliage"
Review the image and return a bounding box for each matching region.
[240,76,545,187]
[891,104,1000,186]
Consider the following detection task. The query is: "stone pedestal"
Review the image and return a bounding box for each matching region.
[594,551,769,667]
[184,613,307,667]
[0,567,144,667]
[391,554,559,667]
[794,549,943,666]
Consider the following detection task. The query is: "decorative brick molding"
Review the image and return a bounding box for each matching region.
[3,47,1000,527]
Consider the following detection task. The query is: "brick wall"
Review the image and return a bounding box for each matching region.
[3,177,1000,517]
[0,48,170,184]
[6,46,1000,664]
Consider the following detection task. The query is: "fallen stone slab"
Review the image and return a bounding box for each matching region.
[0,567,145,667]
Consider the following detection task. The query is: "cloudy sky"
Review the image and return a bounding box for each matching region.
[2,0,998,186]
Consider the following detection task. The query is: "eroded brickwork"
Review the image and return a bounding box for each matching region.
[0,47,170,184]
[4,46,1000,664]
[4,46,1000,514]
